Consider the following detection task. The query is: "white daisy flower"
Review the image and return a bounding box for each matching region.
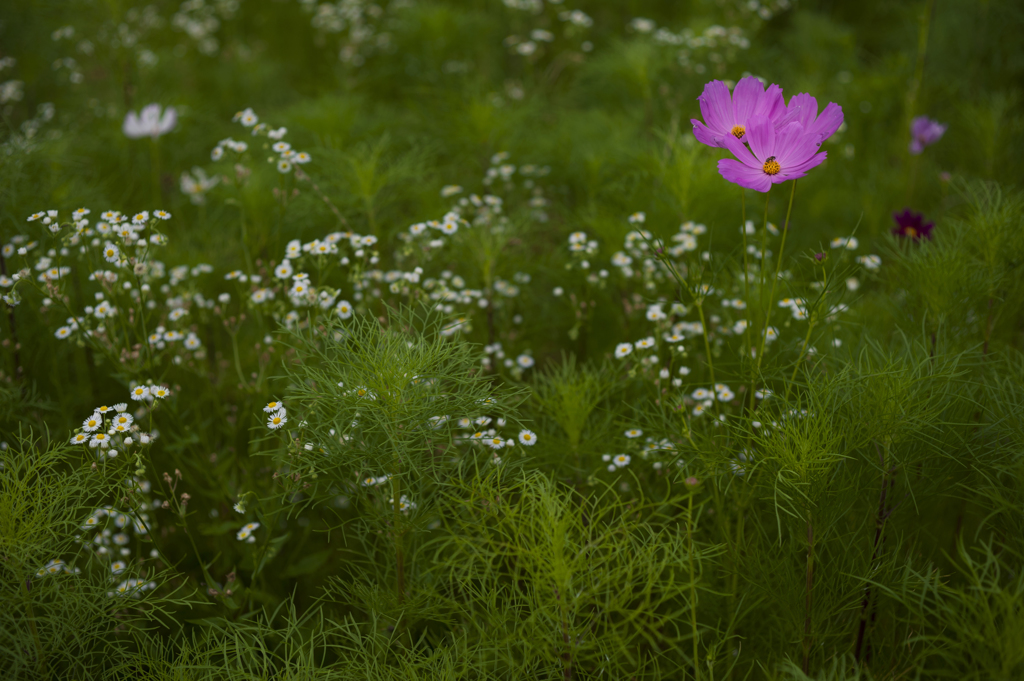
[82,413,103,432]
[112,413,133,428]
[236,521,260,540]
[518,429,537,446]
[635,336,656,350]
[624,429,643,438]
[267,410,288,430]
[615,342,633,359]
[130,386,150,401]
[236,108,258,127]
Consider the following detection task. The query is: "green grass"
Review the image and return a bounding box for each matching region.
[2,0,1024,678]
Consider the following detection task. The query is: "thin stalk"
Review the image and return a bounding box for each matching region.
[21,578,48,678]
[228,329,249,390]
[752,181,796,407]
[687,491,700,681]
[802,511,815,674]
[641,231,719,419]
[693,300,721,420]
[855,441,894,662]
[748,190,772,413]
[150,137,162,204]
[739,189,753,370]
[392,472,405,605]
[904,0,936,203]
[0,252,24,382]
[238,206,254,273]
[785,265,825,401]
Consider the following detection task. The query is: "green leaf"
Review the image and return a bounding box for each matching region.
[281,549,333,578]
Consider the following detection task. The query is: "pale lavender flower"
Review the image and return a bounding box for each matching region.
[908,116,946,155]
[123,103,177,139]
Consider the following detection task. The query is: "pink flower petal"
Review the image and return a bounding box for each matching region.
[746,114,776,162]
[774,122,817,166]
[692,119,723,148]
[756,83,786,121]
[719,159,772,192]
[807,102,843,143]
[783,150,827,176]
[698,80,734,134]
[731,76,764,126]
[720,128,761,169]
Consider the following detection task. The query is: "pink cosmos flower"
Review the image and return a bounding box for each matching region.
[908,116,946,155]
[775,93,844,145]
[691,76,785,148]
[123,103,177,139]
[716,115,827,192]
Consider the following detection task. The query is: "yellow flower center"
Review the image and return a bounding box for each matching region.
[762,156,781,175]
[905,227,917,238]
[730,125,745,138]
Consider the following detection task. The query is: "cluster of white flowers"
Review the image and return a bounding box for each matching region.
[78,497,157,564]
[298,0,401,66]
[111,577,159,598]
[36,558,78,577]
[172,0,241,56]
[70,387,166,453]
[627,16,753,76]
[502,2,594,62]
[236,521,260,542]
[264,399,288,430]
[210,108,312,174]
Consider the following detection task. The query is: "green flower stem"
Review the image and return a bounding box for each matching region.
[687,490,700,681]
[802,511,815,674]
[740,188,753,372]
[150,137,162,205]
[785,263,825,401]
[239,205,255,274]
[228,328,249,390]
[21,577,48,678]
[753,180,797,409]
[393,474,405,606]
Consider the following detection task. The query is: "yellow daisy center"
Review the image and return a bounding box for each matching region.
[762,156,781,175]
[730,125,745,139]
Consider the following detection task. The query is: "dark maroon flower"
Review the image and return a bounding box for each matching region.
[892,209,934,240]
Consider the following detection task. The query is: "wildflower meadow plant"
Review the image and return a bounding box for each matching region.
[2,1,1023,679]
